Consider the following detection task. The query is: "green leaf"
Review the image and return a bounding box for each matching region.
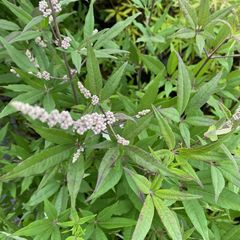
[0,37,37,72]
[1,0,31,24]
[159,107,180,123]
[23,16,44,32]
[0,19,20,31]
[153,106,176,150]
[83,0,95,38]
[183,200,209,240]
[176,52,191,114]
[125,145,174,176]
[10,31,41,43]
[67,155,84,208]
[198,0,209,26]
[153,196,182,240]
[0,123,8,143]
[101,62,128,100]
[43,93,55,112]
[132,195,154,240]
[95,13,141,49]
[85,44,102,95]
[141,55,165,75]
[155,189,201,200]
[71,51,82,74]
[124,168,151,194]
[99,217,136,229]
[14,220,52,237]
[179,122,190,148]
[1,145,72,180]
[44,200,58,220]
[185,116,216,126]
[88,151,122,201]
[186,72,221,114]
[138,72,164,110]
[32,125,75,145]
[179,0,198,29]
[211,165,225,202]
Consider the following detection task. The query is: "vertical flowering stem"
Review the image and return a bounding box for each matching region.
[47,0,78,104]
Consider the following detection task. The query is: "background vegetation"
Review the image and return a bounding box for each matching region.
[0,0,240,239]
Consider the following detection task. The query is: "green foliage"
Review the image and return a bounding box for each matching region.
[0,0,240,239]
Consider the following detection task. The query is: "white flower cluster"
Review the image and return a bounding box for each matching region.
[54,36,72,50]
[116,134,129,146]
[39,0,61,19]
[136,109,151,118]
[36,71,51,80]
[61,36,71,49]
[35,37,47,48]
[78,82,99,105]
[72,146,84,163]
[232,108,240,121]
[11,101,73,130]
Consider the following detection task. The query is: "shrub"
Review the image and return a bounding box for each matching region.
[0,0,240,239]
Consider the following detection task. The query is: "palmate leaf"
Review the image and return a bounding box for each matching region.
[0,145,73,180]
[132,195,154,240]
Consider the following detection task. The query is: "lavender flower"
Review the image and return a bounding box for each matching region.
[61,36,71,49]
[39,0,61,21]
[78,82,91,99]
[91,95,99,105]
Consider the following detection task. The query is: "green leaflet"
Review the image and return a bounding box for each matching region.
[83,0,95,38]
[175,51,191,114]
[198,0,210,27]
[211,165,225,202]
[85,44,102,95]
[124,168,151,194]
[0,37,37,73]
[153,105,176,150]
[32,125,75,145]
[183,200,209,240]
[67,155,85,209]
[138,72,164,110]
[132,195,154,240]
[0,19,20,31]
[27,182,60,206]
[179,0,198,29]
[154,189,201,201]
[101,62,128,100]
[0,145,73,180]
[186,72,221,115]
[153,196,182,240]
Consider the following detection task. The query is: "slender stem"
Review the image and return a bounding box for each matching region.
[47,0,78,104]
[136,0,156,90]
[210,54,240,59]
[195,37,229,77]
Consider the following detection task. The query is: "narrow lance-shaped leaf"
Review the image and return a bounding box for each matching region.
[83,0,95,38]
[85,44,102,95]
[179,0,198,29]
[175,51,191,114]
[183,199,209,240]
[186,72,221,114]
[153,196,182,240]
[132,195,154,240]
[0,145,72,180]
[153,106,176,150]
[211,165,225,202]
[67,155,85,209]
[198,0,209,27]
[138,71,164,110]
[101,62,128,100]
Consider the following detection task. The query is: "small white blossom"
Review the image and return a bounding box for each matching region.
[136,109,151,118]
[35,37,47,48]
[42,71,50,80]
[72,146,84,163]
[70,69,77,76]
[92,29,98,35]
[116,134,129,146]
[61,36,71,49]
[105,111,116,125]
[91,95,99,105]
[10,68,20,77]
